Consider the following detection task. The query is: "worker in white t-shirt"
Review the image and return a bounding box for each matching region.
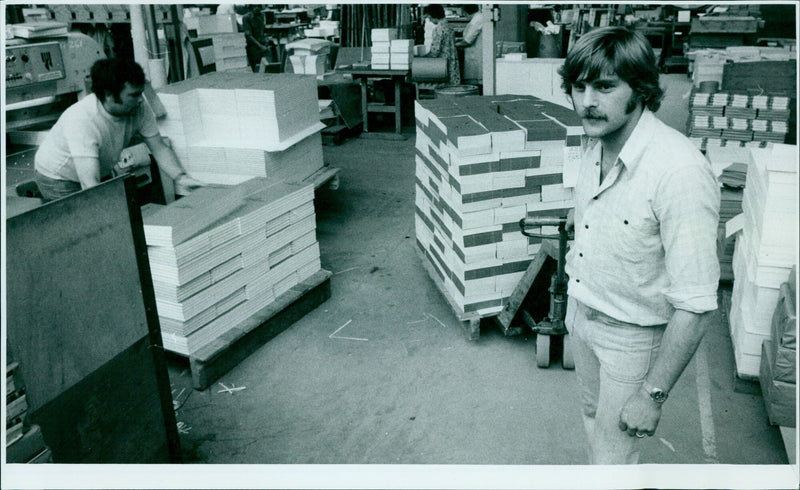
[34,58,203,202]
[456,4,491,84]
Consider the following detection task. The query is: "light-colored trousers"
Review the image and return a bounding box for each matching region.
[565,297,666,464]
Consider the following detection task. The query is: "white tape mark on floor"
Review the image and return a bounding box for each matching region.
[695,339,718,463]
[425,312,447,328]
[329,319,368,341]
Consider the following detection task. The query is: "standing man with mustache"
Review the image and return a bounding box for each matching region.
[558,27,720,464]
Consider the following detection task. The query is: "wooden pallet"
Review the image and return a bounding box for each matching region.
[187,269,332,390]
[301,165,340,191]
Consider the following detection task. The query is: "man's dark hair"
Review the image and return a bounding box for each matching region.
[90,58,146,103]
[424,4,445,20]
[463,4,479,15]
[558,26,663,112]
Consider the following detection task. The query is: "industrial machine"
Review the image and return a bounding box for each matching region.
[6,32,102,132]
[519,216,575,369]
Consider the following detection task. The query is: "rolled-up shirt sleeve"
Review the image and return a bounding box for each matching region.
[655,163,721,313]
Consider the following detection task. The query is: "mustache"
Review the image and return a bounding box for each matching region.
[582,109,606,120]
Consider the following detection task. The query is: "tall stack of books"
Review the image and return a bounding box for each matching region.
[415,95,581,316]
[729,144,798,378]
[370,28,397,69]
[6,362,51,463]
[688,91,791,152]
[143,178,322,356]
[156,72,325,185]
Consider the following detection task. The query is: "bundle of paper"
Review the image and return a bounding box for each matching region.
[156,72,325,183]
[143,178,321,355]
[728,144,798,378]
[414,95,580,316]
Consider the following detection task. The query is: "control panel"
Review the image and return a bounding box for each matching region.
[6,42,66,88]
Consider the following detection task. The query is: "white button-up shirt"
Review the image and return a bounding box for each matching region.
[565,109,720,326]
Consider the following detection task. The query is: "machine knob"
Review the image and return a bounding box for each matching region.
[24,72,33,81]
[21,54,29,63]
[6,55,16,63]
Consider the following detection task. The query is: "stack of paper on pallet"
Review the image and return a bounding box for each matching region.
[728,144,798,378]
[143,178,322,355]
[157,72,325,184]
[414,94,581,316]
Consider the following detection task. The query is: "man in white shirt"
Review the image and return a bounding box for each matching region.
[558,27,720,464]
[34,58,202,201]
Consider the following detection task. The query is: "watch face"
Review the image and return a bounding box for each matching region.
[651,390,668,403]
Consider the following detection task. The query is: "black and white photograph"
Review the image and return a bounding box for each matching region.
[2,2,798,488]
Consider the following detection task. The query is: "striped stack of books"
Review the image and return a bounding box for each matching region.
[688,91,791,152]
[143,178,321,355]
[156,72,325,185]
[414,94,582,316]
[729,144,798,378]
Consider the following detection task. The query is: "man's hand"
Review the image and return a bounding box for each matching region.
[176,174,205,193]
[618,388,662,438]
[566,208,575,234]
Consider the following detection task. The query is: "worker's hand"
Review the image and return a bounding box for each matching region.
[175,174,206,193]
[618,389,662,439]
[455,40,468,48]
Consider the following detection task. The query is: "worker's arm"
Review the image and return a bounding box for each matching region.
[143,135,204,192]
[618,303,714,437]
[73,156,102,189]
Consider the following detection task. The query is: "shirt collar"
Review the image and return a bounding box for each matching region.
[617,108,658,172]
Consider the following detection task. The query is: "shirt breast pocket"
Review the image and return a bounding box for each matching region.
[612,211,659,265]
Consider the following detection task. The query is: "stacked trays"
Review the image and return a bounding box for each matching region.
[414,95,582,317]
[156,72,325,185]
[729,144,798,378]
[143,178,321,356]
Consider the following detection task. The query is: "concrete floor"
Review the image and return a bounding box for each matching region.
[164,76,793,478]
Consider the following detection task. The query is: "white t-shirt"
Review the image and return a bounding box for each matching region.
[34,93,159,182]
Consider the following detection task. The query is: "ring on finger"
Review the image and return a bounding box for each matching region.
[635,432,646,438]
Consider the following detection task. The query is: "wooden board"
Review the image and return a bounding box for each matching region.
[189,269,332,390]
[5,177,181,462]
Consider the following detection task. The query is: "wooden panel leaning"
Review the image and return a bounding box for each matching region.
[5,176,181,463]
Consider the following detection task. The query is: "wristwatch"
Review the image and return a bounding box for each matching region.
[642,381,668,404]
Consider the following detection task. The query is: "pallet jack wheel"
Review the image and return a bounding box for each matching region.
[561,334,575,370]
[536,334,551,368]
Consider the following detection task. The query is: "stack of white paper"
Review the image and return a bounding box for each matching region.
[156,72,325,184]
[143,178,322,355]
[729,144,798,378]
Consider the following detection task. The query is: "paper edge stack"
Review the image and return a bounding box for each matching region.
[414,94,582,317]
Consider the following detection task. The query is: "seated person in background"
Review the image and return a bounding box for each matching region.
[34,58,203,202]
[423,4,460,85]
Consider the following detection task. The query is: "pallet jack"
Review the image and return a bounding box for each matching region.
[519,216,574,369]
